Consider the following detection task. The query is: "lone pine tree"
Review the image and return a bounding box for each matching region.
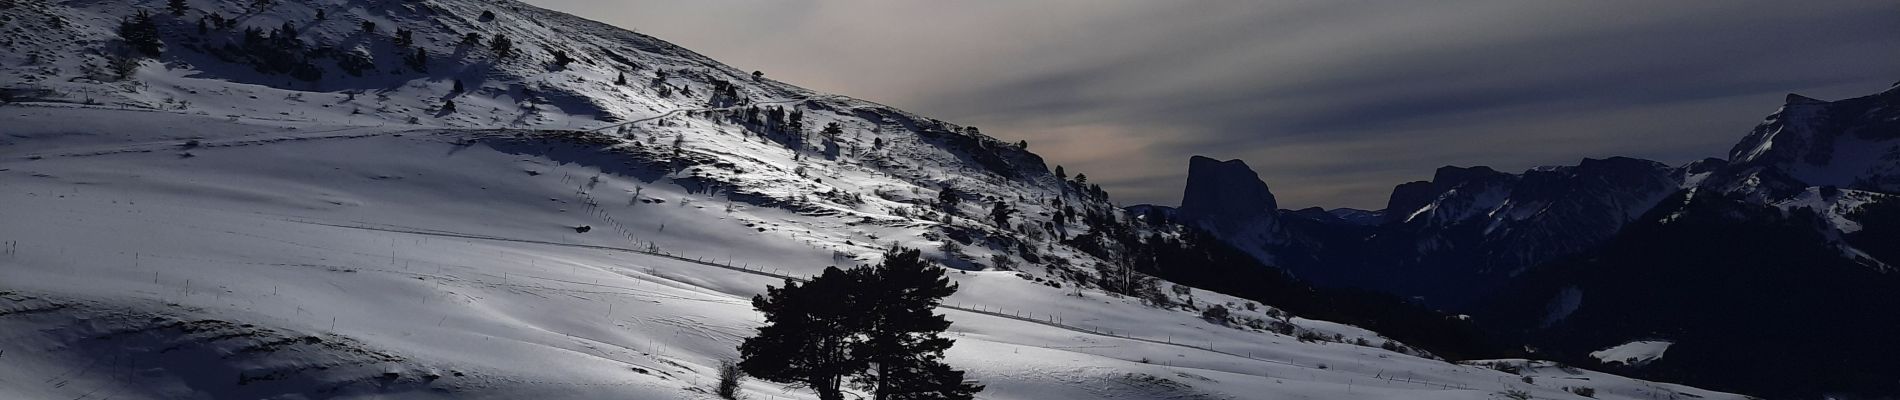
[937,187,961,213]
[118,10,161,57]
[739,267,860,400]
[738,247,981,400]
[852,248,982,400]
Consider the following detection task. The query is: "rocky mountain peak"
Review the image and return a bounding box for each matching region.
[1178,155,1280,237]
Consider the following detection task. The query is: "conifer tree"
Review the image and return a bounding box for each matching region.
[821,122,844,139]
[989,201,1014,228]
[119,10,162,57]
[853,248,982,400]
[167,0,188,16]
[488,34,513,58]
[737,248,981,400]
[938,186,961,213]
[739,267,864,400]
[406,48,429,72]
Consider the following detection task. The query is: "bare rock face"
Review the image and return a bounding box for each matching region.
[1177,156,1280,238]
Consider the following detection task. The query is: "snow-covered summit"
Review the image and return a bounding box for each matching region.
[1713,85,1900,200]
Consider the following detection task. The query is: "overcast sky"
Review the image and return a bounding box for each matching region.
[526,0,1899,209]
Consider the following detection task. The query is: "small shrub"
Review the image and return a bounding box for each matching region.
[1490,361,1523,375]
[715,359,743,399]
[1569,387,1595,398]
[1201,305,1230,323]
[1502,389,1532,400]
[1296,331,1327,343]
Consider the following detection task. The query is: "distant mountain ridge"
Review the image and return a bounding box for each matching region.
[1162,153,1686,308]
[1141,82,1900,397]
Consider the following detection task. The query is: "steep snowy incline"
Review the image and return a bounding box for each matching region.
[1,0,1074,279]
[0,0,1759,397]
[0,108,1748,400]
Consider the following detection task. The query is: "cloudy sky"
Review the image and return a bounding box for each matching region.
[527,0,1898,209]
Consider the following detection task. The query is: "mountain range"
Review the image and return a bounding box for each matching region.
[0,0,1886,398]
[1152,84,1900,398]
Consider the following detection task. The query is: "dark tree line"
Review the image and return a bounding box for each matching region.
[740,247,982,400]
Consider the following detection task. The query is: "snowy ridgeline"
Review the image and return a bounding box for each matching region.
[0,107,1749,400]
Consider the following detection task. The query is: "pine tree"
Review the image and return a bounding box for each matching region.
[119,10,162,57]
[1055,165,1066,181]
[167,0,188,16]
[451,79,464,93]
[989,201,1014,228]
[488,34,513,58]
[853,247,982,400]
[614,72,627,86]
[737,248,981,400]
[360,20,375,34]
[739,267,865,400]
[821,122,844,139]
[394,28,413,47]
[937,186,961,213]
[315,8,326,21]
[405,48,429,72]
[440,98,456,114]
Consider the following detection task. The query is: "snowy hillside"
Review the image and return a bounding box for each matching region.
[0,0,1750,398]
[0,108,1748,399]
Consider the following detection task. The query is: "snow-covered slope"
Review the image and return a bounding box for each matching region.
[0,0,1749,398]
[1714,89,1900,200]
[0,108,1746,400]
